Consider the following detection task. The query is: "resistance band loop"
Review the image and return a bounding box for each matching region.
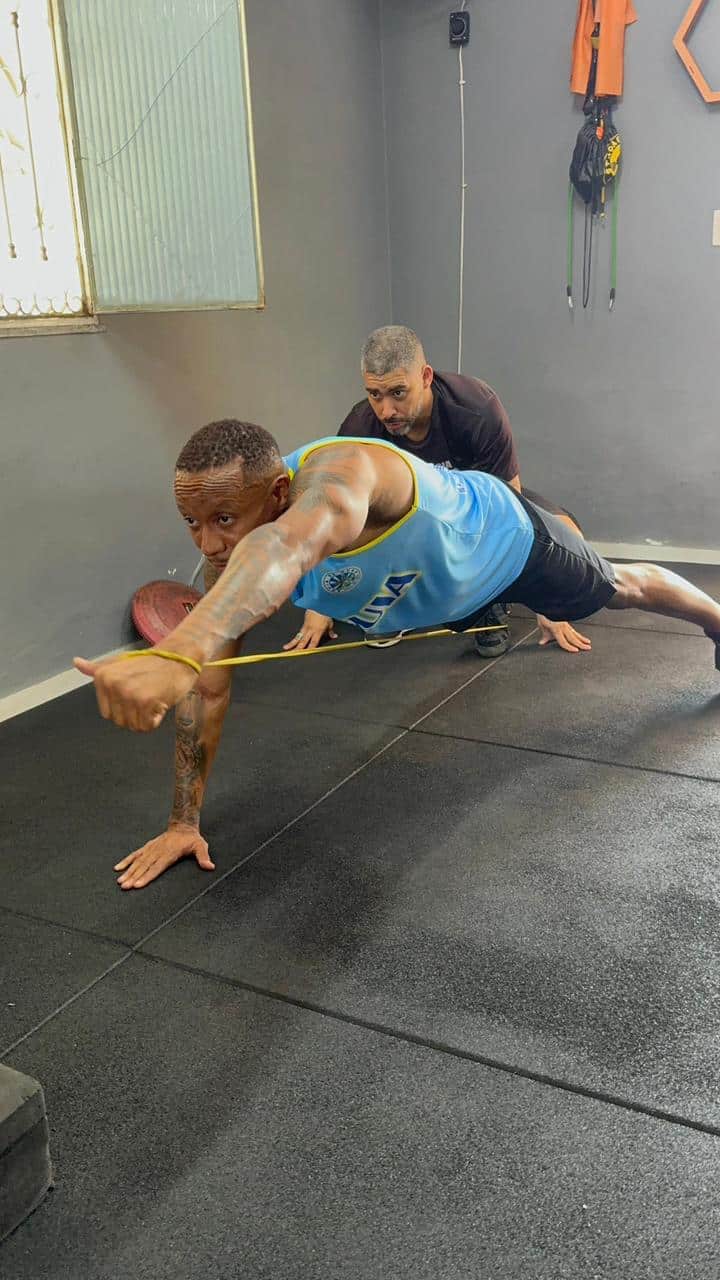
[120,648,202,675]
[121,624,508,675]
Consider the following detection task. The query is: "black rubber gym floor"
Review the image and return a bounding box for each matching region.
[3,568,720,1278]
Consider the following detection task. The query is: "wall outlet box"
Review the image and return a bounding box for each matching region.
[449,11,470,46]
[713,210,720,247]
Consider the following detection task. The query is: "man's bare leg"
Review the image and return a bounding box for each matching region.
[608,563,720,665]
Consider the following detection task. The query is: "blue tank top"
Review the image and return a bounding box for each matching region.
[283,437,534,635]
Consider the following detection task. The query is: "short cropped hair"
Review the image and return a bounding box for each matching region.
[175,419,282,477]
[360,325,425,377]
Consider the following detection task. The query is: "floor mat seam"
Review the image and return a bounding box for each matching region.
[1,951,134,1060]
[130,950,720,1141]
[131,631,537,951]
[410,725,720,784]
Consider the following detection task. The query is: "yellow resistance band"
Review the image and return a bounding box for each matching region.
[206,624,507,667]
[122,624,507,674]
[120,648,203,675]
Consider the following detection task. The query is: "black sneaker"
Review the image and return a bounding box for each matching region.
[473,604,511,658]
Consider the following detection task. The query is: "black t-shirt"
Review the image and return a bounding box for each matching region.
[338,371,519,481]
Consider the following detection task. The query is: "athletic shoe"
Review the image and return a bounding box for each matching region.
[473,604,511,658]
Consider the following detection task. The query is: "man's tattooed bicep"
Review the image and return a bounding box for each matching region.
[290,465,355,515]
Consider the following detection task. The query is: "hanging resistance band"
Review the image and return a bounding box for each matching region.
[566,168,619,312]
[609,166,619,311]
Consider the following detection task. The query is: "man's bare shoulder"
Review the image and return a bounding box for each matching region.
[291,439,409,488]
[289,440,413,525]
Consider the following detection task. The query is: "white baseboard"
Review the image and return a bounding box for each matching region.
[592,542,720,565]
[0,644,138,726]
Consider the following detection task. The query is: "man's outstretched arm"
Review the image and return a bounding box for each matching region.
[170,452,372,665]
[75,447,374,732]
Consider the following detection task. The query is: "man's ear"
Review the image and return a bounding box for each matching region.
[422,363,434,389]
[271,472,291,513]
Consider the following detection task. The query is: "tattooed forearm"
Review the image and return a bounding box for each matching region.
[170,691,207,827]
[168,524,316,662]
[169,624,234,828]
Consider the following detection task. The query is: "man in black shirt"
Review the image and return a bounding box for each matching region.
[285,326,590,658]
[340,362,519,479]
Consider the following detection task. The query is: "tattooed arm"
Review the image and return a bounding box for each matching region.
[168,560,237,826]
[113,562,239,889]
[163,447,375,667]
[76,446,388,735]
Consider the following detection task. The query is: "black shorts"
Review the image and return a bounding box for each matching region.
[519,486,583,535]
[449,492,617,629]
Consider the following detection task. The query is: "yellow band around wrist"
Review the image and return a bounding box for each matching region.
[120,648,203,675]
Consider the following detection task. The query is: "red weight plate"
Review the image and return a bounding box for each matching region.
[131,580,203,645]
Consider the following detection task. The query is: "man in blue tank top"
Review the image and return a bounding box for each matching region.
[76,419,720,889]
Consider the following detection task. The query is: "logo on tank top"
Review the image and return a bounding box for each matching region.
[345,571,421,632]
[321,565,363,594]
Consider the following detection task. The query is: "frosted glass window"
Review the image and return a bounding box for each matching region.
[61,0,262,311]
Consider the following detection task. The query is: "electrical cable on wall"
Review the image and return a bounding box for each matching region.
[456,1,468,373]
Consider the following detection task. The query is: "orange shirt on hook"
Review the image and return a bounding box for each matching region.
[570,0,638,97]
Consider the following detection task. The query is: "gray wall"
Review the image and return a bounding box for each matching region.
[380,0,720,546]
[1,0,389,697]
[6,0,720,699]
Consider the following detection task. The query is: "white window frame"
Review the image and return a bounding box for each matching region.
[0,0,264,338]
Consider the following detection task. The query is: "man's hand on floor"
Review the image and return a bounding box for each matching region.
[536,615,592,654]
[114,825,215,889]
[284,609,337,651]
